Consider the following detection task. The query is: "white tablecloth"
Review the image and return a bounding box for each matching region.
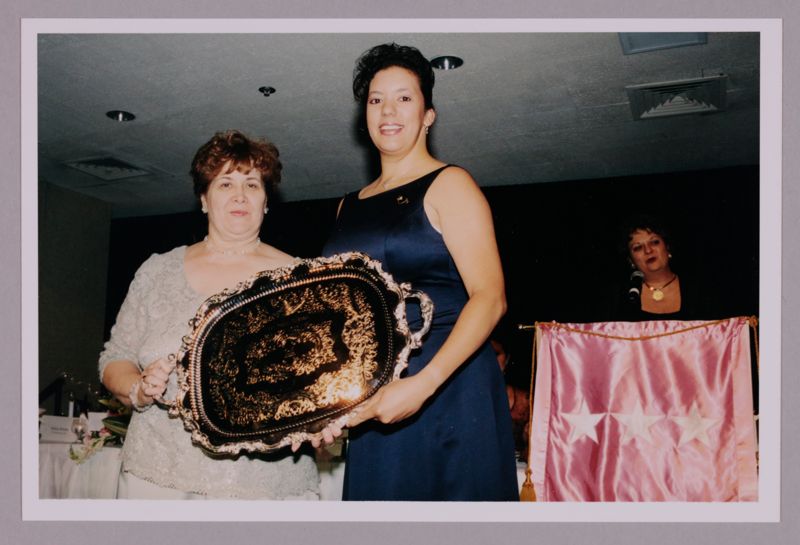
[39,442,344,500]
[39,443,522,500]
[39,442,122,499]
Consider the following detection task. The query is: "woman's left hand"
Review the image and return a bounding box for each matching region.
[346,373,438,427]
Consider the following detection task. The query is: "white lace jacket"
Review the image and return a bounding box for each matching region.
[99,246,319,499]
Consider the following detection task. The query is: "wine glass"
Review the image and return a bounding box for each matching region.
[71,418,86,443]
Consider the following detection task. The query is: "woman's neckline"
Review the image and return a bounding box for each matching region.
[178,245,208,298]
[180,243,301,299]
[356,165,448,201]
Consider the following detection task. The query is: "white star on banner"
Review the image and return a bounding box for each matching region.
[561,399,605,444]
[671,401,721,447]
[611,402,662,444]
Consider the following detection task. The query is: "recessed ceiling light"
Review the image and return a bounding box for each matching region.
[258,86,276,97]
[430,56,463,70]
[106,110,135,122]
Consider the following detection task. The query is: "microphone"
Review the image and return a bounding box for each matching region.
[628,270,644,302]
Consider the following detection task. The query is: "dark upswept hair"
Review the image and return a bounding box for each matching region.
[189,130,282,198]
[352,42,435,110]
[619,214,674,258]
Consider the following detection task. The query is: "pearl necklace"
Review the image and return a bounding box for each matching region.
[644,274,677,301]
[204,236,260,256]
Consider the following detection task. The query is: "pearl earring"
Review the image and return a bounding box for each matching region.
[264,206,269,214]
[424,125,430,135]
[201,206,208,214]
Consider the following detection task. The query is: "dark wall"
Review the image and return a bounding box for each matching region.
[104,165,759,388]
[492,166,759,319]
[39,182,111,408]
[488,166,759,383]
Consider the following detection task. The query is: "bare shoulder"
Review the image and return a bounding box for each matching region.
[426,165,485,204]
[435,164,474,184]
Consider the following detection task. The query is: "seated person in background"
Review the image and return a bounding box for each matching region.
[491,334,530,460]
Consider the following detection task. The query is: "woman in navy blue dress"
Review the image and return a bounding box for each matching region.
[323,43,519,501]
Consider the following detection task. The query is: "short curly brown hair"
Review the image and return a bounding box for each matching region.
[619,213,674,259]
[352,43,435,110]
[190,130,282,198]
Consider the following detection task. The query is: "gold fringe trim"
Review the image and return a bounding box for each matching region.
[516,323,540,501]
[531,316,756,342]
[747,316,759,374]
[519,467,536,501]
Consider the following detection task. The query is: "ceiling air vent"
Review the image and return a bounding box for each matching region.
[64,156,150,181]
[618,33,707,55]
[625,75,727,120]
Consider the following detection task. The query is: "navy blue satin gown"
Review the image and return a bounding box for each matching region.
[323,166,519,501]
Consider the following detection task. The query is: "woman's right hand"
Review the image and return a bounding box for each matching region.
[138,357,176,404]
[345,372,439,427]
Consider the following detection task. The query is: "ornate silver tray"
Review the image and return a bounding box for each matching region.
[168,252,433,455]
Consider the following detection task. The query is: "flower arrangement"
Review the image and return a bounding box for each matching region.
[68,397,131,464]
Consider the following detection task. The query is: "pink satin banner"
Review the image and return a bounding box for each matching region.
[529,318,758,501]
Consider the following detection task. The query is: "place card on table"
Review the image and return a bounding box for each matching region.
[40,415,77,443]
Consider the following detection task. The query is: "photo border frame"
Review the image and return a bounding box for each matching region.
[20,17,781,524]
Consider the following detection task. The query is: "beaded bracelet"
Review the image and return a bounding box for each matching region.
[128,379,153,412]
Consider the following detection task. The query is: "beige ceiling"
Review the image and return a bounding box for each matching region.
[37,32,759,218]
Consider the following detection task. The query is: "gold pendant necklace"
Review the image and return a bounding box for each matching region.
[644,275,677,301]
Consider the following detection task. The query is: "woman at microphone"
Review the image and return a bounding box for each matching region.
[614,215,715,321]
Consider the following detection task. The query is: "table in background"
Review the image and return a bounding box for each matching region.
[39,444,520,500]
[39,442,122,499]
[39,442,343,500]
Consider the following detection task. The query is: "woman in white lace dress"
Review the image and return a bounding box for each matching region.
[99,130,320,499]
